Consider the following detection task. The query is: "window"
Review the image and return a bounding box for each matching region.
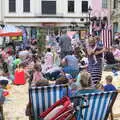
[102,0,107,8]
[9,0,16,12]
[23,0,30,12]
[114,0,118,9]
[113,22,118,33]
[42,1,56,14]
[82,1,88,13]
[68,0,74,13]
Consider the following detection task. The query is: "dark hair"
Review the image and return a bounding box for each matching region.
[47,48,51,52]
[35,80,49,86]
[34,64,41,72]
[26,46,30,51]
[17,63,24,68]
[16,54,19,59]
[56,76,68,85]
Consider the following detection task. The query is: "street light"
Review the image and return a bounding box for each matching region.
[88,6,92,34]
[88,6,92,21]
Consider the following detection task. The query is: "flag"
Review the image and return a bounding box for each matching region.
[101,28,112,49]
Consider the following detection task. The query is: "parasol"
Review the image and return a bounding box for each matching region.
[0,25,22,37]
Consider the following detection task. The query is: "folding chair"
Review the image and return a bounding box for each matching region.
[29,84,68,120]
[71,91,118,120]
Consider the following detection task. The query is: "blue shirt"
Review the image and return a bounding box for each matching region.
[64,55,79,70]
[104,84,116,91]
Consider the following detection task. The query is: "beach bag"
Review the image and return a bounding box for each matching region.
[40,96,76,120]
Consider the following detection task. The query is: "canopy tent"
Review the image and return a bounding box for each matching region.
[0,25,22,37]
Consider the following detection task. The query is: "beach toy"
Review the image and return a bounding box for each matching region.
[3,91,9,97]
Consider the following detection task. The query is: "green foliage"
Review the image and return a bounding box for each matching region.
[37,28,46,56]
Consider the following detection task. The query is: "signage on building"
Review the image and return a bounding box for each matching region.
[42,23,57,27]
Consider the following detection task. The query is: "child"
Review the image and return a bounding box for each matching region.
[31,64,45,86]
[87,37,97,65]
[14,63,26,85]
[104,75,116,91]
[44,48,54,70]
[95,83,104,91]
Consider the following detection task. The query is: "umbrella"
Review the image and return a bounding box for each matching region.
[0,25,22,37]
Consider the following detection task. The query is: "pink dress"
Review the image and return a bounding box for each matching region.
[45,52,53,70]
[32,71,44,83]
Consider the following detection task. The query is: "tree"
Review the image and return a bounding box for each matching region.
[37,28,46,58]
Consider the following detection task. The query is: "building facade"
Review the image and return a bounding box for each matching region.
[111,0,120,33]
[0,0,93,27]
[0,0,111,38]
[91,0,109,18]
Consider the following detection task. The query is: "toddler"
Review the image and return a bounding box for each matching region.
[31,64,45,86]
[104,75,116,91]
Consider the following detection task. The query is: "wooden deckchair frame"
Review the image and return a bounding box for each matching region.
[111,90,120,120]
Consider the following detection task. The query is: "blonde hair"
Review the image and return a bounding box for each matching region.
[105,75,113,83]
[95,83,104,90]
[88,37,96,44]
[80,71,91,88]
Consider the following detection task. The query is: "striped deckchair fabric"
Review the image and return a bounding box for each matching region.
[71,91,118,120]
[29,84,68,120]
[101,28,112,49]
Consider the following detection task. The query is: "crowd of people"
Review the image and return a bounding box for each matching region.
[0,30,118,89]
[0,29,118,118]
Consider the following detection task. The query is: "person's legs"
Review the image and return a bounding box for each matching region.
[63,66,79,78]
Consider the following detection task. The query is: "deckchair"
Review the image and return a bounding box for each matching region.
[29,84,68,120]
[71,91,118,120]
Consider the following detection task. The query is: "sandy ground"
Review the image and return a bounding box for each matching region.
[4,84,29,120]
[2,71,120,120]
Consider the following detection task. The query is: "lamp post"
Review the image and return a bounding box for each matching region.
[88,6,92,34]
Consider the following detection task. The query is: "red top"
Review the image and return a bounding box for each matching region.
[14,70,26,85]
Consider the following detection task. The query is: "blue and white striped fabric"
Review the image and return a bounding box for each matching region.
[29,84,68,120]
[71,91,118,120]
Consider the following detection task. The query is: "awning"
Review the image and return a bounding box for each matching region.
[0,25,22,37]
